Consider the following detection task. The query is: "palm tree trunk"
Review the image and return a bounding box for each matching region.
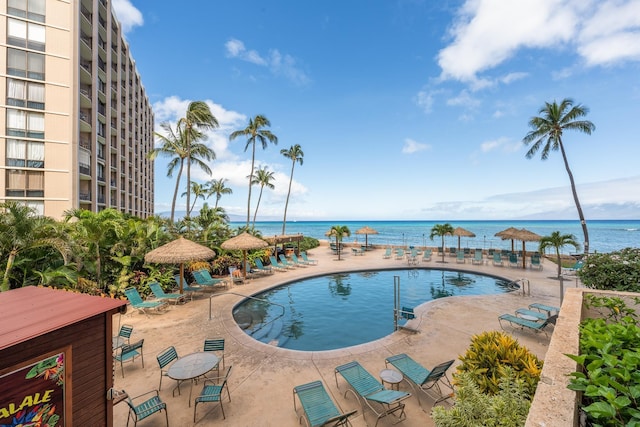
[170,161,184,224]
[186,135,191,227]
[559,140,589,255]
[247,143,256,227]
[253,187,264,228]
[282,164,295,235]
[1,250,17,292]
[555,248,562,279]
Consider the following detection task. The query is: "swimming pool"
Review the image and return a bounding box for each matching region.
[233,269,514,351]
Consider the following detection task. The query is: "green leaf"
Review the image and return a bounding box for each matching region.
[583,401,617,419]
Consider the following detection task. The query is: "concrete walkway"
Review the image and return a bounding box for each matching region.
[113,245,574,427]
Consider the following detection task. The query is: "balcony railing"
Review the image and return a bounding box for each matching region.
[79,109,92,125]
[79,191,91,201]
[80,84,92,100]
[80,61,92,74]
[79,164,91,176]
[79,139,91,150]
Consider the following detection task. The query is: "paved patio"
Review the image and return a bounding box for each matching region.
[113,244,575,426]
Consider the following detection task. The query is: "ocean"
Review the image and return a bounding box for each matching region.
[230,220,640,255]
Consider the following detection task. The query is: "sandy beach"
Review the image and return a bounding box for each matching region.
[112,244,574,427]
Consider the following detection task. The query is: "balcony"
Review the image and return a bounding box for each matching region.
[79,191,91,201]
[79,164,91,176]
[80,61,92,74]
[79,138,91,151]
[80,84,92,100]
[79,109,92,125]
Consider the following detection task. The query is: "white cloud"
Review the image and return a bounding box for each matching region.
[446,90,481,108]
[402,138,431,154]
[111,0,144,33]
[225,38,311,85]
[415,89,437,113]
[480,136,520,153]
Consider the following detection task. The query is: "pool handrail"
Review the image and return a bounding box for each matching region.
[208,292,286,336]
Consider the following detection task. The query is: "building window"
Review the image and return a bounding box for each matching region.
[7,49,45,80]
[6,109,45,139]
[7,0,45,23]
[6,170,44,198]
[7,79,45,109]
[7,18,46,52]
[6,139,45,168]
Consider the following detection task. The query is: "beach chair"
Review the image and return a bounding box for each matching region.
[149,282,185,305]
[528,303,560,316]
[498,313,557,337]
[229,266,245,284]
[124,287,167,316]
[192,269,227,289]
[456,251,465,264]
[269,255,288,271]
[515,308,549,321]
[114,339,144,378]
[492,252,503,267]
[300,251,318,265]
[508,253,519,268]
[382,247,392,259]
[334,361,411,427]
[529,254,543,270]
[173,274,203,299]
[291,253,310,266]
[279,254,298,269]
[384,354,454,408]
[254,257,274,274]
[193,366,233,423]
[472,250,483,265]
[422,249,432,262]
[448,247,457,257]
[123,389,168,427]
[562,260,584,276]
[395,248,405,260]
[293,380,357,427]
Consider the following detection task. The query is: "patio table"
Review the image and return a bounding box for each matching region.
[167,352,219,406]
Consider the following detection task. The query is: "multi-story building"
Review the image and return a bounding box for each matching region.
[1,0,154,219]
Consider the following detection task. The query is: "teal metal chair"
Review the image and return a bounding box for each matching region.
[124,287,166,315]
[384,354,454,407]
[149,282,184,305]
[334,361,411,427]
[156,346,181,393]
[123,389,168,427]
[203,338,225,377]
[113,324,134,350]
[114,339,144,378]
[293,380,357,427]
[193,366,233,423]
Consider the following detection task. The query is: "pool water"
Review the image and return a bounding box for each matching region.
[233,269,514,351]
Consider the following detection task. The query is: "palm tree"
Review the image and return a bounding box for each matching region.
[430,223,454,263]
[281,144,304,235]
[182,181,207,217]
[148,122,214,223]
[207,178,233,209]
[539,231,581,279]
[0,202,69,291]
[229,115,278,227]
[523,98,595,255]
[251,166,275,228]
[177,101,219,224]
[328,225,351,261]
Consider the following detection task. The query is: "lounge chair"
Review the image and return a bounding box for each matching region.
[254,258,274,274]
[291,253,309,266]
[114,339,144,378]
[193,366,232,423]
[422,249,432,262]
[456,251,465,264]
[508,253,519,268]
[293,380,357,427]
[300,251,318,265]
[123,389,168,427]
[229,266,245,284]
[515,308,549,321]
[173,274,203,299]
[498,313,558,337]
[124,287,167,315]
[530,254,543,270]
[382,247,392,259]
[149,282,184,305]
[280,254,300,269]
[334,361,411,427]
[528,303,560,316]
[562,260,584,276]
[492,252,503,267]
[192,269,227,289]
[448,247,457,257]
[269,255,288,271]
[472,250,483,265]
[384,354,454,408]
[395,248,405,260]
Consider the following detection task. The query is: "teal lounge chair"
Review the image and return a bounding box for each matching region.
[382,247,392,259]
[173,274,203,299]
[254,258,274,274]
[472,250,483,265]
[269,255,288,271]
[192,269,227,289]
[528,303,560,316]
[300,251,318,265]
[492,252,503,267]
[498,313,557,337]
[508,253,519,268]
[149,282,184,305]
[291,253,309,266]
[456,250,465,264]
[515,308,548,321]
[124,287,166,315]
[529,254,543,270]
[280,254,298,269]
[422,249,432,262]
[293,380,357,427]
[334,361,411,427]
[562,260,584,276]
[384,354,454,408]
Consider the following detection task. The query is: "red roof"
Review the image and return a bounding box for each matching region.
[0,286,126,350]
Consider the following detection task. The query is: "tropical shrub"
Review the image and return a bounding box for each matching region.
[567,296,640,426]
[209,255,236,276]
[456,330,543,396]
[299,236,320,252]
[432,370,532,427]
[578,248,640,292]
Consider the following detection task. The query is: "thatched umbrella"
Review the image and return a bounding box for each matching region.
[452,227,476,251]
[145,237,215,293]
[221,232,269,279]
[355,226,379,249]
[496,228,541,269]
[495,227,520,252]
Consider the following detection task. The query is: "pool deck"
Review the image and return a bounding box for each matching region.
[113,244,575,426]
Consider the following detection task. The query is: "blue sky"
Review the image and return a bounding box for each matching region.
[113,0,640,221]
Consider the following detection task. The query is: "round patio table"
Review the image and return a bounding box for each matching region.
[168,352,220,406]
